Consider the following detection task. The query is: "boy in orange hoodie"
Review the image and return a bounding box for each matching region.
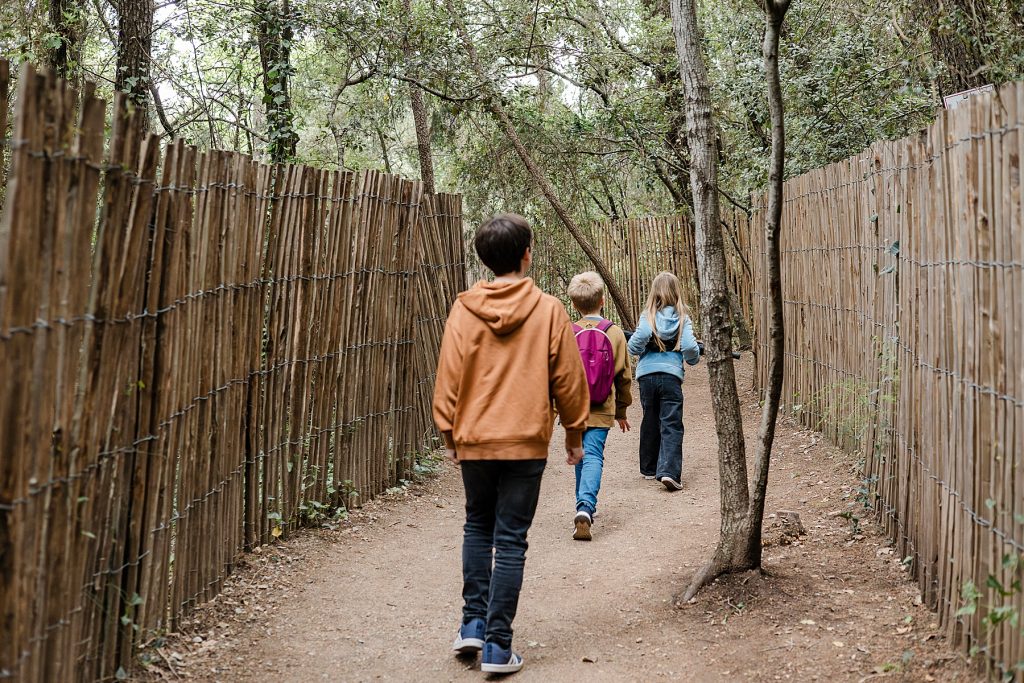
[434,214,589,675]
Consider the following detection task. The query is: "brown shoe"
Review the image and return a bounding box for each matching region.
[572,511,593,540]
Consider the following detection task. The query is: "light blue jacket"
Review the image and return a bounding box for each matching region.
[627,306,700,380]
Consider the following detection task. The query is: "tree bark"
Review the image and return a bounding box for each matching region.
[748,0,790,569]
[671,0,752,602]
[675,0,790,602]
[115,0,153,110]
[48,0,82,81]
[402,0,436,194]
[409,88,435,193]
[642,0,693,212]
[444,0,636,329]
[916,0,992,94]
[256,0,299,163]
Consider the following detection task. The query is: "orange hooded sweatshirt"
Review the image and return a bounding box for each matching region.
[432,278,590,460]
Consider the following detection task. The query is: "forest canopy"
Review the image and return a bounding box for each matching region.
[2,0,1022,229]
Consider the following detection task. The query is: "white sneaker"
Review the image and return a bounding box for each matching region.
[659,476,683,491]
[451,618,485,653]
[572,510,593,541]
[642,475,656,480]
[481,643,524,674]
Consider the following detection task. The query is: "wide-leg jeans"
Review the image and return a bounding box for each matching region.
[638,372,684,481]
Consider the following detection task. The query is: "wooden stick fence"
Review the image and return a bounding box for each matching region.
[468,212,752,336]
[589,214,752,332]
[0,62,465,681]
[745,81,1023,677]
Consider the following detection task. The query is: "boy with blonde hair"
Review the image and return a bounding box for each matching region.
[566,271,633,540]
[434,214,589,674]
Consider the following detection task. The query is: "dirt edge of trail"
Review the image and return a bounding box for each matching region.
[139,357,983,682]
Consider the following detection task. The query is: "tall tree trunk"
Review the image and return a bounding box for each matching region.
[671,0,750,602]
[916,0,992,95]
[643,0,712,330]
[444,0,636,329]
[644,0,757,350]
[748,0,790,568]
[48,0,82,81]
[676,0,790,602]
[115,0,153,110]
[643,0,693,212]
[409,88,435,193]
[256,0,299,163]
[402,0,436,194]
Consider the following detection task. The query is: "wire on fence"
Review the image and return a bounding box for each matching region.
[743,79,1024,674]
[0,61,467,683]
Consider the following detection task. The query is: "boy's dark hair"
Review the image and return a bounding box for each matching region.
[474,214,532,276]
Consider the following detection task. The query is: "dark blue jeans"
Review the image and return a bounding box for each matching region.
[638,372,685,481]
[460,459,546,649]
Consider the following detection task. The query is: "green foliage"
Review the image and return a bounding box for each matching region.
[957,553,1024,679]
[799,336,899,461]
[3,0,1021,239]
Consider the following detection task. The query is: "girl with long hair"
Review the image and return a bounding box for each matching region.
[625,272,700,490]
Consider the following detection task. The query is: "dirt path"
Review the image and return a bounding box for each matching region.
[152,357,980,682]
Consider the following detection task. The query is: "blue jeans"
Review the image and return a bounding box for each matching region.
[574,427,609,515]
[460,459,546,649]
[638,372,684,481]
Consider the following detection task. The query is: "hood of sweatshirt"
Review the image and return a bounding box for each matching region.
[457,277,542,336]
[653,306,681,339]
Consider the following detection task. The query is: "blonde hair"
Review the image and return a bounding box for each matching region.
[567,271,605,314]
[643,272,688,351]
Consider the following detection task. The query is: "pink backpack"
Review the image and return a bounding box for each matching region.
[572,319,617,404]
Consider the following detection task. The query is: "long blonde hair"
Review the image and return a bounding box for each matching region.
[643,272,688,352]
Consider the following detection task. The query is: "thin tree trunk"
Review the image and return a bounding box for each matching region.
[643,0,758,350]
[402,0,436,194]
[730,290,751,350]
[748,0,790,567]
[256,0,299,163]
[642,0,693,212]
[671,0,751,603]
[377,127,393,175]
[115,0,153,110]
[409,89,435,193]
[676,0,790,602]
[488,100,634,329]
[48,0,82,81]
[444,0,636,329]
[149,83,174,137]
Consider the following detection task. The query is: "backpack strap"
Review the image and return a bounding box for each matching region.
[572,322,583,334]
[596,319,615,333]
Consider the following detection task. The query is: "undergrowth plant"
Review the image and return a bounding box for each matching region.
[956,551,1024,681]
[793,335,899,513]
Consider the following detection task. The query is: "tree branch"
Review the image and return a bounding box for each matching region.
[149,82,175,137]
[388,73,481,104]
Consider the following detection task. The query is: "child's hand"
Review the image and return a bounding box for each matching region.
[445,448,458,463]
[616,418,631,433]
[566,446,584,466]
